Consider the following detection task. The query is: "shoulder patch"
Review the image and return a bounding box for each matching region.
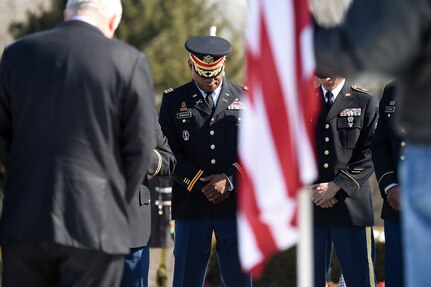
[243,85,249,91]
[351,85,372,95]
[164,88,174,94]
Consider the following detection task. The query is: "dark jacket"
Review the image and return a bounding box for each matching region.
[159,80,245,219]
[0,20,155,254]
[371,82,404,222]
[129,117,175,248]
[314,0,431,144]
[313,83,379,227]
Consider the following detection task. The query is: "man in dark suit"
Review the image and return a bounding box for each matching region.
[158,35,252,287]
[121,116,176,287]
[0,0,156,286]
[311,75,378,287]
[371,81,405,287]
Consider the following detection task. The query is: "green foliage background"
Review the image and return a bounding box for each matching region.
[8,0,245,94]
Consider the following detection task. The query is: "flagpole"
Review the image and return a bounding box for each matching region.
[297,187,313,287]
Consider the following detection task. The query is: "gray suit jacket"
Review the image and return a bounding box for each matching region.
[0,20,155,254]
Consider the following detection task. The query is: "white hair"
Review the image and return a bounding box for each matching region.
[65,0,122,22]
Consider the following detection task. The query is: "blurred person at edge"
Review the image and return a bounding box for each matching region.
[314,1,431,286]
[0,0,156,286]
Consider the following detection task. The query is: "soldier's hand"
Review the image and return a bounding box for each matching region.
[201,174,228,204]
[311,181,341,206]
[318,197,338,208]
[387,185,401,211]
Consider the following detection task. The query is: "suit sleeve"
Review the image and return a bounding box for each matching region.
[147,110,176,177]
[333,94,379,200]
[158,92,207,194]
[121,53,156,202]
[0,47,11,167]
[314,0,424,77]
[371,88,398,199]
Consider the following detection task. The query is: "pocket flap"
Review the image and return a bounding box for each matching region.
[138,185,151,206]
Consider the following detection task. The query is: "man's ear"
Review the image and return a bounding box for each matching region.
[108,14,120,37]
[187,59,193,71]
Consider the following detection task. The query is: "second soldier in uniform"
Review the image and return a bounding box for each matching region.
[159,36,252,287]
[311,75,379,287]
[371,81,405,287]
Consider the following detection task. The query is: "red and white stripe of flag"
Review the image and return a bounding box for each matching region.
[238,0,319,276]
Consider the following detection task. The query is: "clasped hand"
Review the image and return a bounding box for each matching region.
[311,181,340,208]
[200,174,230,204]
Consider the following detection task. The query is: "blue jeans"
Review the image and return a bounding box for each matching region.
[400,145,431,287]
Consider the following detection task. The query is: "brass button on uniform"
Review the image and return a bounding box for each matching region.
[325,137,330,142]
[211,159,216,164]
[325,124,330,129]
[211,117,215,122]
[210,130,215,135]
[210,144,216,150]
[324,150,329,155]
[323,163,329,168]
[401,141,406,147]
[400,155,406,161]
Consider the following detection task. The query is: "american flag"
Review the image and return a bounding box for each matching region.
[237,0,318,276]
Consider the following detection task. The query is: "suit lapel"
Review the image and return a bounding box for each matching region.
[213,82,235,117]
[189,82,212,115]
[326,84,354,120]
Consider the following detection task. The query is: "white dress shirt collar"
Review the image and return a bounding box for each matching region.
[321,79,346,102]
[69,16,97,28]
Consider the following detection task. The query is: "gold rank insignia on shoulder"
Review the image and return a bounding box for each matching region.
[164,88,174,94]
[351,85,371,95]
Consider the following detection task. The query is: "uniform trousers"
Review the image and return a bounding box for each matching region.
[383,220,404,287]
[121,246,150,287]
[1,241,124,287]
[400,145,431,287]
[172,218,252,287]
[314,225,376,287]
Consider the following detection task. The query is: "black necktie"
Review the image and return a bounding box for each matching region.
[325,91,333,110]
[206,93,215,111]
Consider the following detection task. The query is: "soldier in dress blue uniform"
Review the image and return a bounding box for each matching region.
[371,81,405,287]
[158,36,252,287]
[311,74,379,287]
